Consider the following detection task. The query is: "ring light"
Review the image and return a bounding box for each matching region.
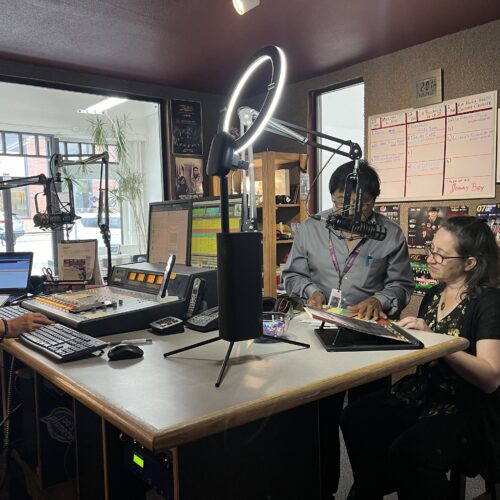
[223,45,287,154]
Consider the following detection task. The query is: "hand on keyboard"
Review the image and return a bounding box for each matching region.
[5,312,53,338]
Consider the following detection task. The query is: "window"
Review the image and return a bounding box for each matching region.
[0,81,163,275]
[316,80,365,211]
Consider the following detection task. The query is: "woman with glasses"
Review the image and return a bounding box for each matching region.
[340,216,500,499]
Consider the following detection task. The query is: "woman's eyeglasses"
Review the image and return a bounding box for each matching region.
[424,246,467,264]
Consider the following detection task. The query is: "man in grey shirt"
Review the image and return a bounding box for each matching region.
[283,160,414,500]
[283,161,414,319]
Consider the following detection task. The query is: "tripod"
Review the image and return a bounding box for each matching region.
[164,334,310,387]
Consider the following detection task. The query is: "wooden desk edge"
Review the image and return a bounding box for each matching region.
[2,336,468,453]
[151,337,468,451]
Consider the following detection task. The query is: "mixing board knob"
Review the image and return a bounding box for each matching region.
[119,299,124,306]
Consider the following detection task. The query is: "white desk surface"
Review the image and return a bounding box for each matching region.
[2,316,468,452]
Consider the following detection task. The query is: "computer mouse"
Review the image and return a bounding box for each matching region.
[108,344,144,361]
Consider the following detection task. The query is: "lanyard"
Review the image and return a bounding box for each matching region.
[328,237,366,288]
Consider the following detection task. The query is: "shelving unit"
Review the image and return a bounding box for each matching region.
[210,151,307,298]
[254,151,307,298]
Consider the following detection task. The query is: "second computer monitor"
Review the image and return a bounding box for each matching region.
[147,200,191,266]
[190,196,242,268]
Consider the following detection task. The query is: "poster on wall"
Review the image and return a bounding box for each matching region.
[374,204,400,225]
[410,254,438,295]
[446,205,469,219]
[476,203,500,246]
[408,205,469,248]
[170,99,203,155]
[408,206,446,248]
[175,157,204,199]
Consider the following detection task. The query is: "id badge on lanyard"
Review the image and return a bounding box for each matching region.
[328,238,366,308]
[328,288,342,308]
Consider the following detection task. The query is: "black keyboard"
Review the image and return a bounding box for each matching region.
[0,306,108,362]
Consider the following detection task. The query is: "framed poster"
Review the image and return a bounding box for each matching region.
[175,157,204,199]
[170,99,203,155]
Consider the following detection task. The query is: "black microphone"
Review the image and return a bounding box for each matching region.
[310,213,387,241]
[33,212,78,230]
[33,177,79,230]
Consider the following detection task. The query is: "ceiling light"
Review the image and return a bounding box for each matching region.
[232,0,260,15]
[78,97,128,115]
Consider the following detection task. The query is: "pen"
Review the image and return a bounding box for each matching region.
[107,338,153,347]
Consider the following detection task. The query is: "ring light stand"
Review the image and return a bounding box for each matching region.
[163,46,309,387]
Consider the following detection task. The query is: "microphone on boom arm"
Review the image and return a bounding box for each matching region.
[33,174,79,230]
[309,213,387,241]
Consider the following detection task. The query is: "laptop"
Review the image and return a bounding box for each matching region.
[0,252,33,307]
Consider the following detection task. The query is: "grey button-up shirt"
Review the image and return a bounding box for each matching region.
[282,212,414,317]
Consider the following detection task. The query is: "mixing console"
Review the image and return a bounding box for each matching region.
[22,263,217,337]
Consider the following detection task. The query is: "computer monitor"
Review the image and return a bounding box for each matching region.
[190,196,242,268]
[147,200,191,266]
[0,252,33,293]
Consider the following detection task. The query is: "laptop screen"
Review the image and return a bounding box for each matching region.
[0,252,33,294]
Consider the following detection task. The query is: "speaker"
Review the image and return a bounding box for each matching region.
[216,232,263,342]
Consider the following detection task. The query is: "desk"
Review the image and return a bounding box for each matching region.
[1,317,468,499]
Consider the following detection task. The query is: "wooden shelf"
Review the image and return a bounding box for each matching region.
[212,151,307,298]
[255,151,307,298]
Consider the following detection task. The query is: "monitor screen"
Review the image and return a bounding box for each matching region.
[147,200,191,266]
[191,196,242,268]
[0,252,33,293]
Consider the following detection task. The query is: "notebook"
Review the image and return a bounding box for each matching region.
[0,252,33,306]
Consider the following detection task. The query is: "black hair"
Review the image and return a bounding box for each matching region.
[328,160,381,198]
[441,216,500,298]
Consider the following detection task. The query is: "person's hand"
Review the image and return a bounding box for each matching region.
[396,316,432,332]
[306,291,326,308]
[5,313,53,338]
[347,297,386,320]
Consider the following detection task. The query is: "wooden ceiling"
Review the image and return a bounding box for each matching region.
[0,0,498,94]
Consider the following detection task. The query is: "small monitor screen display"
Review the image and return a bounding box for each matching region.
[148,201,191,266]
[191,196,242,268]
[0,253,33,292]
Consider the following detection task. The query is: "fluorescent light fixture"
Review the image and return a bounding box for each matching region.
[78,97,128,115]
[233,0,260,15]
[223,46,286,154]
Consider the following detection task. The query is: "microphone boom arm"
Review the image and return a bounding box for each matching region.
[239,107,385,240]
[56,152,112,280]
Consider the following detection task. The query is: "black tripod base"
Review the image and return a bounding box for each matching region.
[163,335,309,387]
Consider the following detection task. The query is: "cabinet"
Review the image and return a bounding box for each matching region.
[210,151,307,298]
[254,151,307,298]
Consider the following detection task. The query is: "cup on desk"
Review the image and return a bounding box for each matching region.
[260,311,291,341]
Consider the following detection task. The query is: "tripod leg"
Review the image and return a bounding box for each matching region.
[261,334,310,348]
[163,337,220,357]
[215,342,234,388]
